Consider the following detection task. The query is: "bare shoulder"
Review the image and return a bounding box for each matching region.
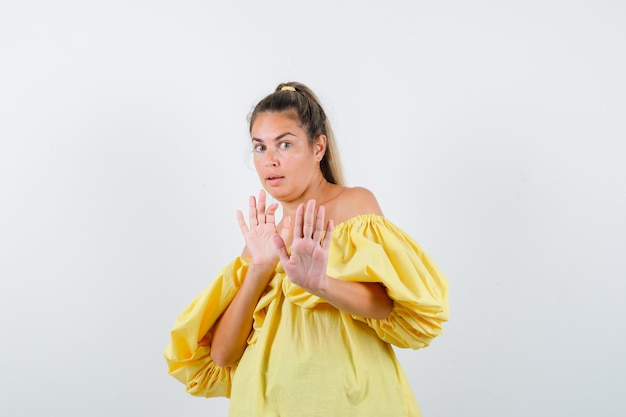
[331,186,383,223]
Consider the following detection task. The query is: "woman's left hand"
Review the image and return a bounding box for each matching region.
[273,199,333,293]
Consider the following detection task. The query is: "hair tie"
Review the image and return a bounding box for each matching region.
[280,86,296,92]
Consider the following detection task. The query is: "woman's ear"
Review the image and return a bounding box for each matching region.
[314,134,327,160]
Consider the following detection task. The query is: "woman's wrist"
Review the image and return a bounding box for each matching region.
[243,261,277,292]
[248,259,278,272]
[302,273,331,298]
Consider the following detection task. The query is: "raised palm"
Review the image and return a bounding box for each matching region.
[237,190,291,267]
[274,199,333,292]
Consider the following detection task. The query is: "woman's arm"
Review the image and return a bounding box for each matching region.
[313,278,392,320]
[274,199,393,320]
[210,263,274,367]
[210,191,291,368]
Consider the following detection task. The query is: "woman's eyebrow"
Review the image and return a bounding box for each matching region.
[251,132,296,142]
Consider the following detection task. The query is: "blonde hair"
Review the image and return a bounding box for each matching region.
[248,82,345,185]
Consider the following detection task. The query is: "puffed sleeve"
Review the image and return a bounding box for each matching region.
[163,257,249,398]
[327,215,449,349]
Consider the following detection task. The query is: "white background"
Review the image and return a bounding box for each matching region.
[1,1,625,416]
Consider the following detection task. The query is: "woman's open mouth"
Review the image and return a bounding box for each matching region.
[266,176,284,186]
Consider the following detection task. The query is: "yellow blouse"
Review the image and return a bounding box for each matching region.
[164,214,449,417]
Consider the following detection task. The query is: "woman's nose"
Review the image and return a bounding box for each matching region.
[265,149,279,166]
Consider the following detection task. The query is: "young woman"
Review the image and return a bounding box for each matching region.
[164,82,449,416]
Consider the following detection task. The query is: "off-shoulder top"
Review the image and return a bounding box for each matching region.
[164,214,449,417]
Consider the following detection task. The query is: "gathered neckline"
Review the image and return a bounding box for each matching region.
[332,213,387,229]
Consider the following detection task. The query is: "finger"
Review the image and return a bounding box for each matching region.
[272,234,290,265]
[321,218,334,249]
[302,199,316,238]
[236,210,249,235]
[293,203,305,239]
[312,205,325,243]
[248,195,258,226]
[257,190,267,224]
[266,203,279,225]
[279,216,292,242]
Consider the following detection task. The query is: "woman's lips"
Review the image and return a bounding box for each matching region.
[266,176,284,186]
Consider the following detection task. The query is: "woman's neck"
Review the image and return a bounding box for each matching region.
[279,177,341,220]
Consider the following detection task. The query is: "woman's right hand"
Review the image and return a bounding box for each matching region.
[237,190,291,269]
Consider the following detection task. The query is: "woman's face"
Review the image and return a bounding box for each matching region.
[250,111,325,202]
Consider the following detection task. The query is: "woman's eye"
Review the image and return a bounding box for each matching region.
[279,142,291,150]
[253,144,265,152]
